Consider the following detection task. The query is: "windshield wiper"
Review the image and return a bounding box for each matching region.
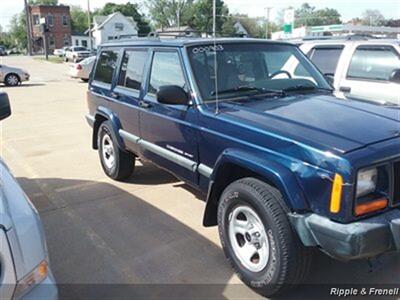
[211,86,284,96]
[282,85,333,93]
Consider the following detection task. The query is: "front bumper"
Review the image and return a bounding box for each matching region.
[289,209,400,260]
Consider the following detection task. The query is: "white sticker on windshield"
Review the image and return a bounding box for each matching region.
[192,45,224,54]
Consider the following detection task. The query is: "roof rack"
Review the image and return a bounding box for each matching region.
[148,30,202,39]
[301,34,381,41]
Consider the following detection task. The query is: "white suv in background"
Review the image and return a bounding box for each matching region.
[296,38,400,105]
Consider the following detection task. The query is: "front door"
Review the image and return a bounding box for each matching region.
[139,49,199,184]
[338,45,400,104]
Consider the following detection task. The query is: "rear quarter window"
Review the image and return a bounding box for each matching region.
[93,50,119,85]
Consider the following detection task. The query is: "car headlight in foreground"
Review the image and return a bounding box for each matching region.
[355,167,388,216]
[13,261,48,299]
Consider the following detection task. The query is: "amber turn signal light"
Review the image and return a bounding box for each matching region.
[330,174,343,213]
[355,198,388,216]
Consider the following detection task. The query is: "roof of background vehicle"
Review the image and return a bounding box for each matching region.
[102,37,293,48]
[299,38,399,46]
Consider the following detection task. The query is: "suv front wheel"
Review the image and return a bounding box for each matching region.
[98,121,135,180]
[217,177,312,297]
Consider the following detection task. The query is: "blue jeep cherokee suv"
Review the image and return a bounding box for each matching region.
[86,38,400,296]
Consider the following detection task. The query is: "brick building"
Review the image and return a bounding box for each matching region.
[28,5,72,54]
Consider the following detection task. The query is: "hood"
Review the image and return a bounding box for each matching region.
[0,158,47,279]
[2,65,27,74]
[219,94,400,154]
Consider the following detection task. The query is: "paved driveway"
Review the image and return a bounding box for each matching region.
[1,56,399,299]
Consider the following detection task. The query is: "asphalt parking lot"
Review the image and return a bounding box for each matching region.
[1,56,400,299]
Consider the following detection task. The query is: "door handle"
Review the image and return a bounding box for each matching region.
[139,101,152,109]
[110,91,119,99]
[339,86,351,93]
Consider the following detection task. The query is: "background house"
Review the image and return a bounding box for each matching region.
[71,31,93,48]
[29,4,71,54]
[91,12,138,48]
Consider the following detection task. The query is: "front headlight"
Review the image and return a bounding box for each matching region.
[356,168,378,198]
[13,261,48,299]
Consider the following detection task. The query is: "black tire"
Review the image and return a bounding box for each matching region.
[98,120,135,180]
[4,73,20,87]
[81,78,89,83]
[217,177,312,297]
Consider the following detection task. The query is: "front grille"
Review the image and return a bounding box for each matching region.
[394,162,400,206]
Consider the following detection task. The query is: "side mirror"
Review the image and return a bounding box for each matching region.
[157,85,189,105]
[0,92,11,121]
[389,69,400,84]
[324,73,335,86]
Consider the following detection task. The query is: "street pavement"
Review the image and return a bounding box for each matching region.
[1,55,399,299]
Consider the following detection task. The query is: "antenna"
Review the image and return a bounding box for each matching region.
[212,0,219,115]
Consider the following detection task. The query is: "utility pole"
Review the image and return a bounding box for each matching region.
[177,0,181,30]
[24,0,33,55]
[265,7,273,39]
[212,0,216,37]
[87,0,93,51]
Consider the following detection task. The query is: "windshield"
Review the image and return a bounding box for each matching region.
[188,43,331,102]
[74,47,88,51]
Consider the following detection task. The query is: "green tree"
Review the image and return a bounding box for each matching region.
[28,0,58,5]
[94,2,151,36]
[192,0,229,34]
[361,9,385,26]
[70,6,89,33]
[295,3,341,27]
[146,0,195,29]
[8,13,27,49]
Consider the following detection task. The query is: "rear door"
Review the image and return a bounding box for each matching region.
[112,48,149,154]
[139,48,199,184]
[338,44,400,104]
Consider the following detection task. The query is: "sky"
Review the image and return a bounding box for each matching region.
[0,0,399,31]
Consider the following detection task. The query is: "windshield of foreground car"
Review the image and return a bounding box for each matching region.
[188,43,332,102]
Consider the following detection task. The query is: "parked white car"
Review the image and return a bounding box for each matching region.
[0,64,30,86]
[65,46,91,63]
[0,92,58,300]
[69,56,96,82]
[53,46,69,57]
[295,38,400,105]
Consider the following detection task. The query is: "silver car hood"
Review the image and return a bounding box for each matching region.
[0,158,47,279]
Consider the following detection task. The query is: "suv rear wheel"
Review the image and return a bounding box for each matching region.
[98,121,135,180]
[217,177,312,297]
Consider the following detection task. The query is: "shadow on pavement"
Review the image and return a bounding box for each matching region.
[16,164,400,300]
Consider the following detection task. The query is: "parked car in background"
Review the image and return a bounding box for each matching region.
[86,38,400,297]
[54,46,69,57]
[294,38,400,105]
[0,46,7,56]
[0,92,58,300]
[0,64,30,86]
[69,56,96,82]
[65,46,91,63]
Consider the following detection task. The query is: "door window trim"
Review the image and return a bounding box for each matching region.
[144,48,190,104]
[115,47,149,98]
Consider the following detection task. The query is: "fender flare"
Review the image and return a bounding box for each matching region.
[93,106,125,150]
[203,149,309,226]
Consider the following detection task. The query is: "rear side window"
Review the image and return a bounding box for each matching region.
[347,46,400,81]
[94,50,119,85]
[308,46,344,75]
[148,51,186,95]
[117,50,147,91]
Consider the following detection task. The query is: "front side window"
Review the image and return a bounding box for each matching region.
[148,51,186,95]
[93,50,119,85]
[188,43,330,102]
[347,46,400,81]
[117,50,147,91]
[308,46,344,75]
